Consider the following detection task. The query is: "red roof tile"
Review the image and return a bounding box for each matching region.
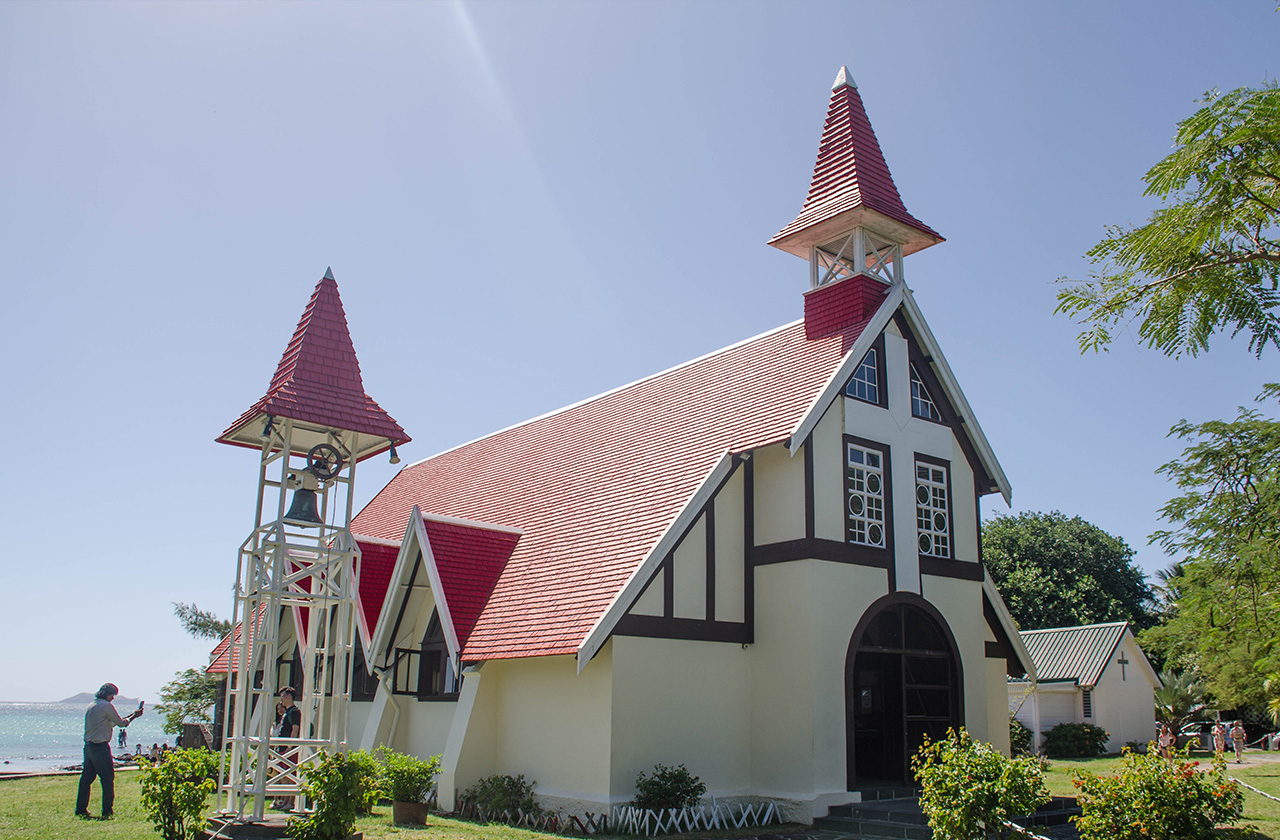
[771,69,941,250]
[206,605,268,675]
[217,271,409,457]
[354,539,400,645]
[352,310,879,662]
[423,518,519,647]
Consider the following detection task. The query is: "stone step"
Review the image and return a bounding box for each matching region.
[813,815,933,840]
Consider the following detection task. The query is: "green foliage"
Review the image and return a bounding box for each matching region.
[137,748,218,840]
[1010,714,1033,756]
[1154,670,1213,734]
[346,749,384,815]
[1042,723,1110,758]
[171,602,232,641]
[461,774,542,815]
[1143,385,1280,707]
[1072,745,1243,840]
[632,763,707,811]
[155,669,219,736]
[981,511,1156,630]
[1056,82,1280,359]
[377,748,441,804]
[911,728,1049,840]
[288,751,364,840]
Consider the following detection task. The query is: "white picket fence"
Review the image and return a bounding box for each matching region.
[611,799,779,836]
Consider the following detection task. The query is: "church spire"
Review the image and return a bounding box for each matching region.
[770,67,942,280]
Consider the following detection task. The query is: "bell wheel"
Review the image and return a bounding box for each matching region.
[306,443,344,480]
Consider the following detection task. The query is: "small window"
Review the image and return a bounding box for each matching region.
[846,442,887,548]
[910,364,942,421]
[418,610,459,699]
[1082,689,1093,719]
[845,349,879,404]
[351,638,379,702]
[916,461,950,558]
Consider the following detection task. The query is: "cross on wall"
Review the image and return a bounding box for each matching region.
[1117,652,1129,680]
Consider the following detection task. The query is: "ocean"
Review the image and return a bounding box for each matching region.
[0,702,173,774]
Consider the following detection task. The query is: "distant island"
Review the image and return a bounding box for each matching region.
[58,692,143,707]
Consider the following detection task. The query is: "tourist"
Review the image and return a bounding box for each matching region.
[1213,721,1227,758]
[75,683,143,820]
[1157,722,1175,758]
[1232,719,1247,763]
[272,687,301,811]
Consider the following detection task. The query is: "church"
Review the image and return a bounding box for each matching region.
[211,66,1035,823]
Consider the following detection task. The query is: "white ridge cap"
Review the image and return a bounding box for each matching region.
[832,65,856,90]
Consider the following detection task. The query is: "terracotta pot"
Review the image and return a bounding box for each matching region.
[392,800,432,826]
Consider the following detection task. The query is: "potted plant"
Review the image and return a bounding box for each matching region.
[377,748,441,826]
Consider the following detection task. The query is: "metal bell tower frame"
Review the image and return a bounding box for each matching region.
[214,268,408,822]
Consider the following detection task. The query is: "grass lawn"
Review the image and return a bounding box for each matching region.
[0,772,805,840]
[1043,750,1280,839]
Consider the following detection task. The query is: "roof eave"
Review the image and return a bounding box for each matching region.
[768,206,944,260]
[984,571,1037,683]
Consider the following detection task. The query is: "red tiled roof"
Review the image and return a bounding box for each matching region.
[354,539,400,646]
[206,605,268,675]
[217,271,409,456]
[352,305,883,661]
[771,69,941,248]
[423,518,519,647]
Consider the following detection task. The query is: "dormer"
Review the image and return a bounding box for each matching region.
[770,67,943,306]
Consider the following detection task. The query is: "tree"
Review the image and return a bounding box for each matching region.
[155,602,229,735]
[982,511,1155,630]
[156,669,220,736]
[172,602,232,641]
[1056,82,1280,358]
[1143,384,1280,706]
[1153,670,1212,735]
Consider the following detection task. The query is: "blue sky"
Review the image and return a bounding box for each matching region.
[1,1,1275,703]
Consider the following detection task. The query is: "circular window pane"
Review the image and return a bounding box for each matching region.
[849,495,864,515]
[917,485,930,505]
[934,512,947,531]
[919,534,932,553]
[867,474,881,494]
[868,524,882,544]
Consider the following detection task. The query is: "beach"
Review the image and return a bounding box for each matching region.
[0,702,170,775]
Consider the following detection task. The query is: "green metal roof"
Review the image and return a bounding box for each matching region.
[1018,621,1129,688]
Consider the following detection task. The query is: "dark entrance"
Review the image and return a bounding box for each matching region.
[846,598,961,787]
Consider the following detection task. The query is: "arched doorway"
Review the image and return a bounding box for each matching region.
[846,596,963,787]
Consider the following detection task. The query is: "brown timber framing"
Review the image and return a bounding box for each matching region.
[983,592,1026,677]
[892,311,998,496]
[614,453,751,645]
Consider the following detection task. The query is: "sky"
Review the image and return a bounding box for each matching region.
[1,0,1276,704]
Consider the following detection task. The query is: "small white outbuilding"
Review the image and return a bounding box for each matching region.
[1009,621,1159,754]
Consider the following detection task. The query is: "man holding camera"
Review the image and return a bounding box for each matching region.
[75,682,143,820]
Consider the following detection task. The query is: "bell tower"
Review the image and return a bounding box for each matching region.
[214,268,408,821]
[770,67,943,337]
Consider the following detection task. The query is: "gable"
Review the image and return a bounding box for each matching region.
[354,317,874,664]
[1020,622,1129,687]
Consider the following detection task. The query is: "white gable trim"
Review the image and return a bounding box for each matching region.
[367,506,461,670]
[983,570,1037,683]
[785,282,1012,505]
[576,451,737,672]
[787,283,906,458]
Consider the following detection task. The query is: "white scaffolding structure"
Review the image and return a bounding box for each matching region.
[217,416,363,821]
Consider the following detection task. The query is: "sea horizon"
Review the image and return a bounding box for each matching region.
[0,701,173,774]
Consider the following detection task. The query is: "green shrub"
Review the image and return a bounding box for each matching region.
[138,747,219,840]
[461,773,542,815]
[345,749,384,814]
[1010,714,1033,755]
[1072,745,1243,840]
[912,727,1049,840]
[1042,722,1110,758]
[633,763,707,811]
[288,751,365,840]
[377,747,441,804]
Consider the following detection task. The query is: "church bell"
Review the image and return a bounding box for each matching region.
[284,488,323,524]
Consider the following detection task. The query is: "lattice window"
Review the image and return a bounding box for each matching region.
[1082,689,1093,719]
[845,349,879,404]
[846,443,886,548]
[916,461,950,558]
[910,364,942,421]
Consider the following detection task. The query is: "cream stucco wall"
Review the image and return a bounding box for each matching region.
[1092,634,1158,751]
[753,443,805,545]
[813,400,845,542]
[920,575,992,745]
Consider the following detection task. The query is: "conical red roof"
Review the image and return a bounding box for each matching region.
[770,67,941,257]
[217,269,408,459]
